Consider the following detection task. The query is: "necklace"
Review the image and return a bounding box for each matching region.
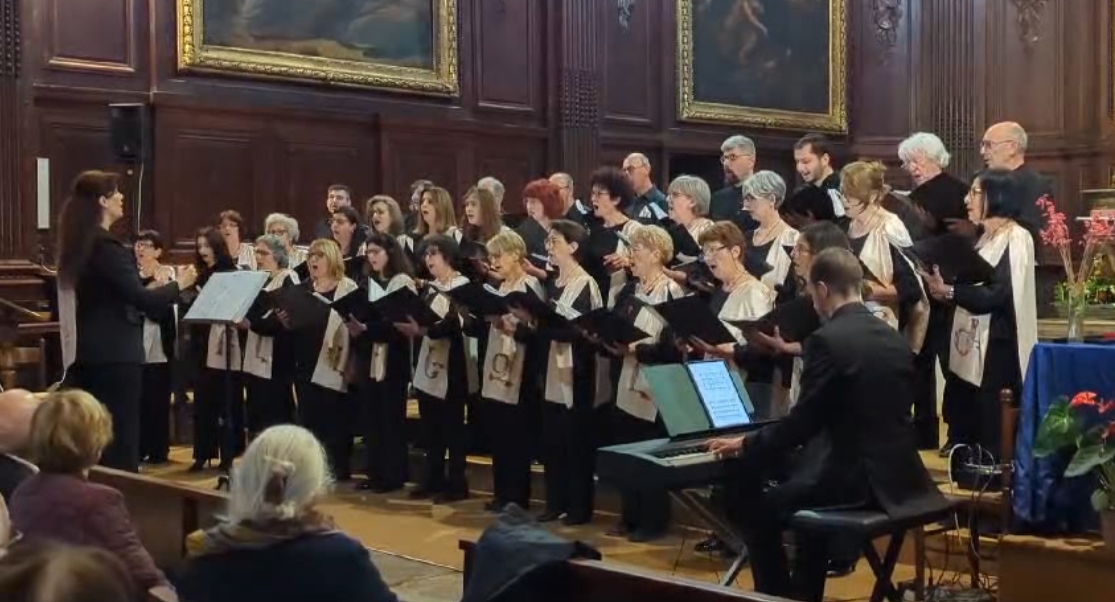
[724,267,753,292]
[639,271,667,295]
[752,220,786,247]
[556,264,585,288]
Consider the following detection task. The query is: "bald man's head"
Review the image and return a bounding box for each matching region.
[621,153,653,193]
[981,121,1027,170]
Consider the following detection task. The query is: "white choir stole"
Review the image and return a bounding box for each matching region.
[759,227,799,290]
[545,274,601,408]
[615,279,683,422]
[309,278,359,392]
[856,211,928,352]
[413,275,469,400]
[206,324,243,371]
[369,274,415,382]
[712,279,775,370]
[949,223,1037,387]
[242,269,299,381]
[142,265,177,365]
[481,276,543,404]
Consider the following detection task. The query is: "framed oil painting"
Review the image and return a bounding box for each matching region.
[677,0,847,132]
[177,0,459,96]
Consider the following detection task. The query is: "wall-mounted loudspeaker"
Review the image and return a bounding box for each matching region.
[108,103,148,162]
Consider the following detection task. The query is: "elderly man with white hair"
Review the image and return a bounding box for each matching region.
[711,135,758,223]
[898,132,969,239]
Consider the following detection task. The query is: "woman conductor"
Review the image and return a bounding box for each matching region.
[56,171,198,472]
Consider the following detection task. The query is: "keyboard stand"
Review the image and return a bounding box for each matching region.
[671,489,749,586]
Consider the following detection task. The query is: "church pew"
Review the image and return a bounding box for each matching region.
[459,540,792,602]
[89,467,226,568]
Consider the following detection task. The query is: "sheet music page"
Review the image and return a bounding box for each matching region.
[687,361,750,429]
[368,278,387,303]
[183,271,269,324]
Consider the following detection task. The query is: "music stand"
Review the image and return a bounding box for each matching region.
[183,271,268,490]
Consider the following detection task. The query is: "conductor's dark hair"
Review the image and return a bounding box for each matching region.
[808,248,863,297]
[363,231,413,281]
[418,233,461,267]
[978,168,1021,220]
[794,133,833,159]
[589,166,637,210]
[56,170,121,285]
[549,219,589,262]
[798,222,851,254]
[134,229,165,251]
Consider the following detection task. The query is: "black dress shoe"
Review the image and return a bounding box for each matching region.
[826,559,857,578]
[561,514,591,526]
[188,460,208,473]
[408,486,437,500]
[433,489,469,504]
[537,510,563,523]
[695,534,727,553]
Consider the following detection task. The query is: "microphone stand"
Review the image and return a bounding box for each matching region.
[216,323,234,492]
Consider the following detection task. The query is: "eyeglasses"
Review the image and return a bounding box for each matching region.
[622,164,646,174]
[979,139,1010,150]
[721,153,751,163]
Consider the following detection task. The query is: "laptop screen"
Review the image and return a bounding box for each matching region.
[686,360,752,429]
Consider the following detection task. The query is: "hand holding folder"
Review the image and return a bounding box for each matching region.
[572,308,650,347]
[373,286,443,328]
[648,295,737,346]
[906,233,995,284]
[262,285,332,332]
[443,282,511,317]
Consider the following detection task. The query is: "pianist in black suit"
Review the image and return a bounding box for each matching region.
[708,248,948,602]
[56,170,198,472]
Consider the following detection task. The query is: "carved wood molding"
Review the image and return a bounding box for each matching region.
[873,0,903,58]
[1011,0,1049,46]
[0,0,19,77]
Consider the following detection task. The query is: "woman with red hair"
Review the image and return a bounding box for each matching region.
[519,179,565,280]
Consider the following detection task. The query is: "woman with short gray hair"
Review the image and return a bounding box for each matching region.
[265,213,306,268]
[665,175,714,265]
[173,425,400,602]
[241,235,301,435]
[741,170,798,290]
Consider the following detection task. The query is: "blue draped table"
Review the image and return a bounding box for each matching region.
[1014,342,1115,533]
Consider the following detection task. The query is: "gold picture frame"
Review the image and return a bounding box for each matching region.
[676,0,847,132]
[177,0,459,97]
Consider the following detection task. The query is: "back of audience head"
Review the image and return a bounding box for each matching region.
[0,541,136,602]
[229,425,333,525]
[28,390,112,475]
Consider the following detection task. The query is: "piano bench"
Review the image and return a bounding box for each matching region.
[788,505,958,602]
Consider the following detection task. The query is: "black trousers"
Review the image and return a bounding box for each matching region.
[486,400,532,508]
[245,375,296,437]
[65,362,142,472]
[139,363,172,463]
[363,376,409,488]
[297,381,351,479]
[612,408,670,535]
[417,392,467,493]
[541,401,597,521]
[726,460,871,602]
[193,369,245,464]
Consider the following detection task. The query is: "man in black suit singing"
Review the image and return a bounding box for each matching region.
[708,247,947,601]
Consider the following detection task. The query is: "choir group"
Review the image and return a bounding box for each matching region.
[118,129,1038,545]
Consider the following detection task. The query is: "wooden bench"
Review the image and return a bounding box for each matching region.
[89,467,227,568]
[459,540,793,602]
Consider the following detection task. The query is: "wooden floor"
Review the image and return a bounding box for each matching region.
[142,446,957,602]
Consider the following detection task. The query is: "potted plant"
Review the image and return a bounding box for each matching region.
[1036,197,1115,340]
[1034,391,1115,548]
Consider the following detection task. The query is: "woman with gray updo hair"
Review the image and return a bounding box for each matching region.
[741,170,798,290]
[174,425,400,602]
[241,234,302,434]
[264,213,306,268]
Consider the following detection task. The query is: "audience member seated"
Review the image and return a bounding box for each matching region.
[8,389,168,593]
[172,425,399,602]
[0,540,139,602]
[0,389,40,500]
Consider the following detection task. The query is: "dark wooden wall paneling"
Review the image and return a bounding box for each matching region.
[6,0,1115,262]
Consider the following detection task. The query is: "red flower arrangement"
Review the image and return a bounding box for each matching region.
[1036,195,1115,296]
[1036,390,1115,510]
